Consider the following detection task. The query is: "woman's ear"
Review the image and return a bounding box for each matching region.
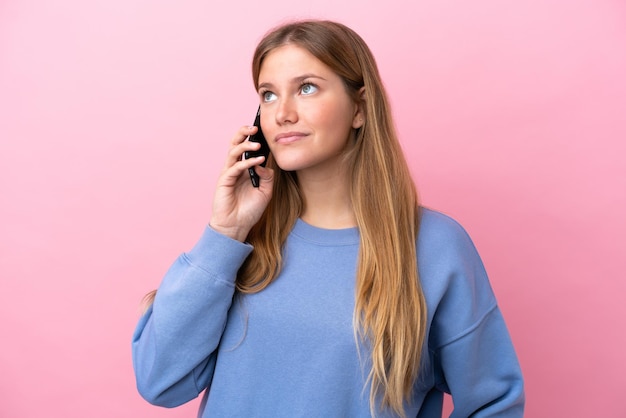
[352,87,366,129]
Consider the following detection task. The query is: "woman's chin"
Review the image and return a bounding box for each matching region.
[272,157,308,173]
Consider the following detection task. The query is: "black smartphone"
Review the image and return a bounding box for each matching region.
[244,107,270,187]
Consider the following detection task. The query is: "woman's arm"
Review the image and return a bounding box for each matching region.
[435,306,525,417]
[132,124,274,406]
[419,209,525,416]
[132,226,253,407]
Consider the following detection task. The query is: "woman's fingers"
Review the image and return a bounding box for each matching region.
[231,125,257,145]
[209,124,274,241]
[225,125,261,168]
[220,156,266,188]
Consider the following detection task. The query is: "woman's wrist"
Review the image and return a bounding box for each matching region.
[208,221,249,242]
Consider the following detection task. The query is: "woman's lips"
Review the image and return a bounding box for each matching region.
[275,132,307,144]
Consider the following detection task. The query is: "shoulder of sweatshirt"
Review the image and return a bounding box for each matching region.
[417,206,498,349]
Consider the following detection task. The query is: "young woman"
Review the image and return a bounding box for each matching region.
[132,20,525,418]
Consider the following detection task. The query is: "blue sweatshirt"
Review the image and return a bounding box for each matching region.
[132,208,524,417]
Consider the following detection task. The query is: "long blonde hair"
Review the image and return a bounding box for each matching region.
[239,20,427,417]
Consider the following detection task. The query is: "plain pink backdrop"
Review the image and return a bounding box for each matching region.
[1,0,625,417]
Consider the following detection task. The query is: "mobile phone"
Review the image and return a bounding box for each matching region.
[244,107,270,187]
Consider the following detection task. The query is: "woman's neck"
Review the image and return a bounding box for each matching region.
[297,167,356,229]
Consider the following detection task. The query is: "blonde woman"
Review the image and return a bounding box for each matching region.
[132,20,524,418]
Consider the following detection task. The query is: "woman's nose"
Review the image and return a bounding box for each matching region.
[275,97,298,125]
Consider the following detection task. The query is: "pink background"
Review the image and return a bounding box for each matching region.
[1,0,625,417]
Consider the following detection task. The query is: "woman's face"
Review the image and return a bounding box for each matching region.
[257,44,364,177]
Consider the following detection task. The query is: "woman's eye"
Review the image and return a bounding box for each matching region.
[262,91,277,102]
[300,83,318,95]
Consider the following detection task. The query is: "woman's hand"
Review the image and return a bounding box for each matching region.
[209,125,274,242]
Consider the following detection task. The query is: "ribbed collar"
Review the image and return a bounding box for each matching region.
[290,218,360,246]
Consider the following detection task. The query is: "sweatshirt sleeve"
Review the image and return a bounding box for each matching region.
[131,226,253,407]
[418,209,525,417]
[436,306,525,417]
